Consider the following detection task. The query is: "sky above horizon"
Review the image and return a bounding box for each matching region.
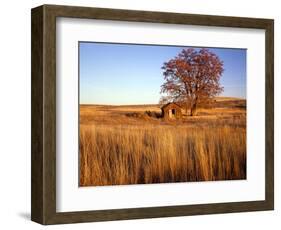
[79,42,246,105]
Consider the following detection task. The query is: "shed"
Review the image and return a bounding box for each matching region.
[161,102,182,120]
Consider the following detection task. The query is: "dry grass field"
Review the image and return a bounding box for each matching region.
[79,97,246,186]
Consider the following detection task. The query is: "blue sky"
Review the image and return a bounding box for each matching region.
[79,42,246,105]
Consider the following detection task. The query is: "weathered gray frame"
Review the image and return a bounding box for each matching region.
[31,4,274,225]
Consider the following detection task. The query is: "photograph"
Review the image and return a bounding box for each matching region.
[79,42,247,187]
[30,4,274,224]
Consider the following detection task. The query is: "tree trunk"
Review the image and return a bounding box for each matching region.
[185,101,189,115]
[190,103,197,116]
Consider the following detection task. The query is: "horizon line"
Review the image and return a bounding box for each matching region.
[80,96,246,106]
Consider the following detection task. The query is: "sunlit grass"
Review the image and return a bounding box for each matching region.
[79,123,246,186]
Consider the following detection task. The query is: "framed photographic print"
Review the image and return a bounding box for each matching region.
[31,4,274,225]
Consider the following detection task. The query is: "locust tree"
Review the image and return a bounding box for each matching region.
[160,48,224,116]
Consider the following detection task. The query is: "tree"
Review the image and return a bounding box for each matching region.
[160,48,224,116]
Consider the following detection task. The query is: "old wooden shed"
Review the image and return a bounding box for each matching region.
[161,102,182,120]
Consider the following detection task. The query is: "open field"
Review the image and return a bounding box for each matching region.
[79,98,246,186]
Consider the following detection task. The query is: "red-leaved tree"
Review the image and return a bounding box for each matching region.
[161,48,224,116]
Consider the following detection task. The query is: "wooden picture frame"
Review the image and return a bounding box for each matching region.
[31,4,274,225]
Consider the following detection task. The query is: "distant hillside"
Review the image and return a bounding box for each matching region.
[214,97,246,101]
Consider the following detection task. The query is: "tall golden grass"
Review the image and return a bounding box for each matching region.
[80,123,246,186]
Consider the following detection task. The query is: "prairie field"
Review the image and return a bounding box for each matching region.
[79,98,246,186]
